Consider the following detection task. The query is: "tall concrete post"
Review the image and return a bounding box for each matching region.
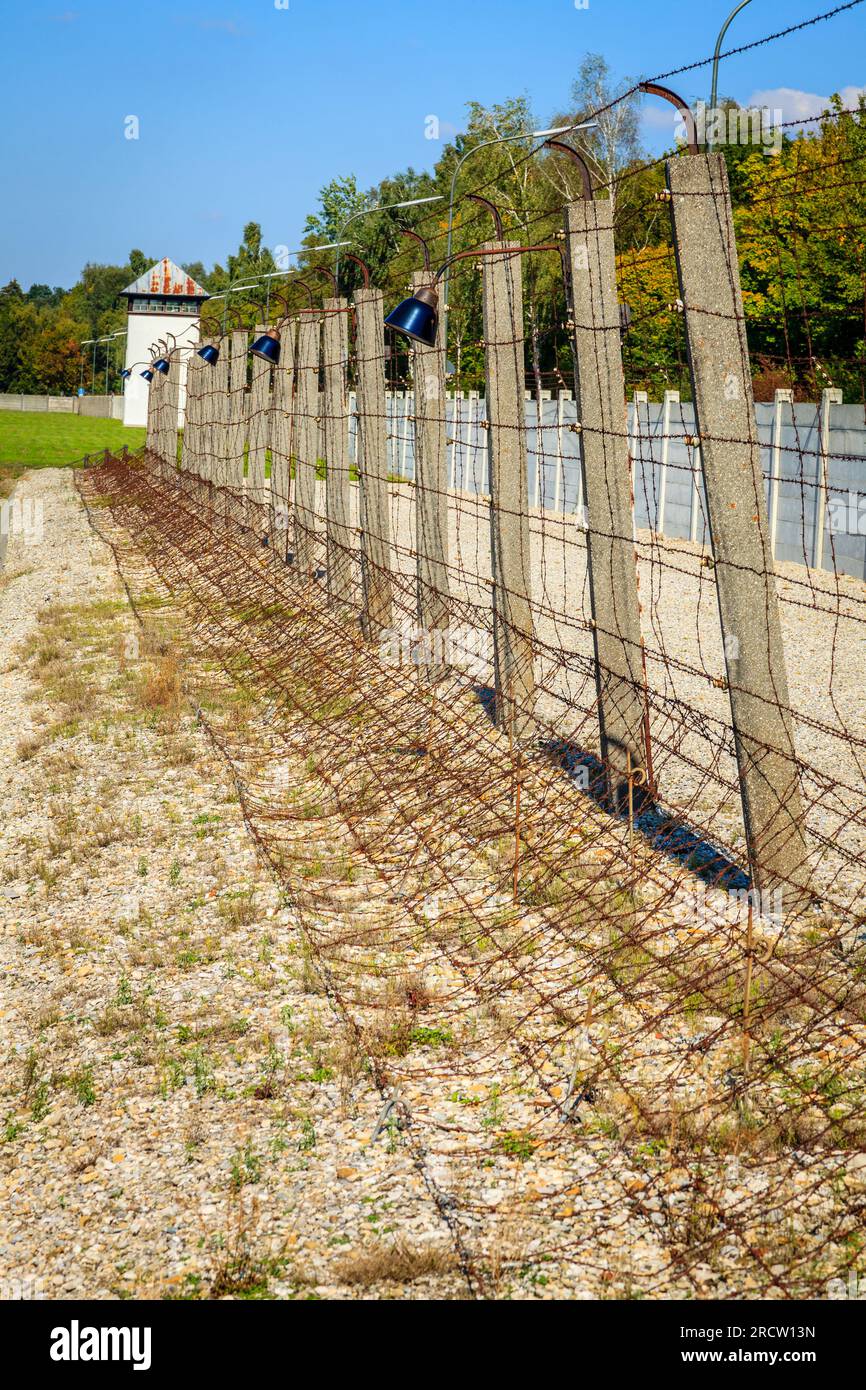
[181,349,204,482]
[205,334,231,508]
[667,152,809,907]
[165,355,181,469]
[228,329,249,499]
[564,198,651,807]
[293,312,321,578]
[353,286,393,639]
[481,241,536,742]
[270,318,295,560]
[145,367,161,458]
[411,270,450,676]
[246,324,272,524]
[322,297,353,605]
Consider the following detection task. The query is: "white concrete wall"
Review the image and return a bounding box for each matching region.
[0,394,124,418]
[122,310,199,428]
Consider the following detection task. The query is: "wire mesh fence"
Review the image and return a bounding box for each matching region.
[76,78,866,1299]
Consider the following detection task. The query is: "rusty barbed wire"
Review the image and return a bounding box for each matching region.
[72,90,866,1301]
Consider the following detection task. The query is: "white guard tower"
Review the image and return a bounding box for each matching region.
[120,259,209,428]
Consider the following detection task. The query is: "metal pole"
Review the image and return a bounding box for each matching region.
[709,1,755,148]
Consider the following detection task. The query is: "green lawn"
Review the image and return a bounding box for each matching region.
[0,411,146,470]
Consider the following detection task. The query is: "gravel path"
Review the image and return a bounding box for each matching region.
[0,469,464,1300]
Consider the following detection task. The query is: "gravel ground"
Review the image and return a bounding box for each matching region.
[0,469,464,1300]
[3,467,864,1303]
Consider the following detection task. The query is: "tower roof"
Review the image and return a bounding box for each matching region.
[121,258,209,298]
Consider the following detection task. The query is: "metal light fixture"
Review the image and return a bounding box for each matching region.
[385,286,439,348]
[197,343,220,366]
[120,368,132,379]
[250,328,281,365]
[152,357,170,374]
[140,369,154,382]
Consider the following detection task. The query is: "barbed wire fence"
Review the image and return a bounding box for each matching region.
[76,22,866,1298]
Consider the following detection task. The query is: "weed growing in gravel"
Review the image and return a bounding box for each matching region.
[229,1138,262,1191]
[69,1066,96,1107]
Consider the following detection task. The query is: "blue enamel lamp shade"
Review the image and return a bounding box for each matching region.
[197,342,220,366]
[384,284,439,347]
[140,369,154,382]
[152,357,170,374]
[250,329,281,365]
[120,368,132,379]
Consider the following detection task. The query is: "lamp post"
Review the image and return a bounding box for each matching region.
[80,335,116,393]
[79,339,95,393]
[79,338,101,392]
[709,0,755,149]
[106,330,126,393]
[441,121,598,342]
[334,196,443,289]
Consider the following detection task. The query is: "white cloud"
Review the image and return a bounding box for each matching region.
[640,103,679,132]
[746,85,866,125]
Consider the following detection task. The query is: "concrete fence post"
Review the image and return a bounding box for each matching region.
[207,334,231,506]
[180,349,204,483]
[481,241,536,741]
[353,286,393,640]
[270,318,295,560]
[228,330,249,502]
[398,391,411,480]
[768,388,794,559]
[411,269,450,675]
[553,390,573,513]
[667,151,809,906]
[322,296,354,605]
[656,388,679,537]
[293,311,321,579]
[145,368,160,458]
[564,198,651,806]
[447,390,462,490]
[246,324,272,525]
[814,387,843,570]
[163,355,181,470]
[629,389,648,544]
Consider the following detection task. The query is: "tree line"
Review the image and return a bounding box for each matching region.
[1,56,863,402]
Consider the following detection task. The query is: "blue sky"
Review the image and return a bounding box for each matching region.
[1,0,863,288]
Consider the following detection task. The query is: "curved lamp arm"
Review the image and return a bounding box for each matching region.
[544,139,594,200]
[638,82,698,155]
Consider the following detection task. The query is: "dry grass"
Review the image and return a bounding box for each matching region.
[137,653,183,723]
[333,1240,459,1287]
[15,732,45,761]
